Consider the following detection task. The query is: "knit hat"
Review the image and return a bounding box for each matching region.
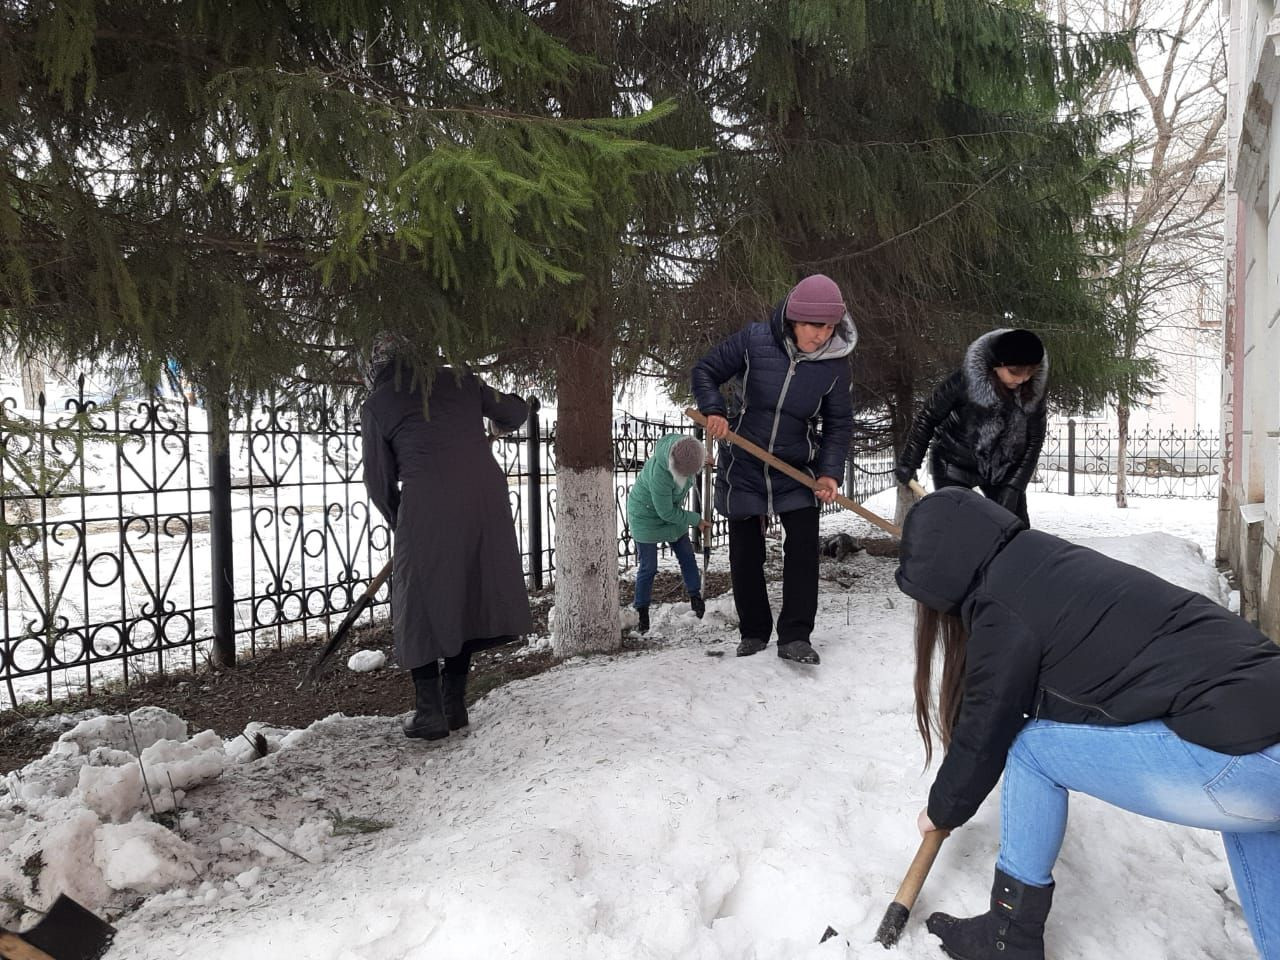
[991,329,1045,367]
[784,274,847,325]
[670,436,705,479]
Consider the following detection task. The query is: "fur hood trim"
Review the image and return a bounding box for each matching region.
[963,328,1050,411]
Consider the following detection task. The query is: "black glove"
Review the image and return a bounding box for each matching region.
[893,464,916,486]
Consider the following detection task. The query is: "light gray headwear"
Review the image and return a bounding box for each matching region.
[669,435,706,480]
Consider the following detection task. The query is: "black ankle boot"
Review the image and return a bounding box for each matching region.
[689,592,705,618]
[442,668,469,731]
[926,868,1054,960]
[403,668,449,741]
[736,636,768,657]
[637,607,650,634]
[777,639,820,664]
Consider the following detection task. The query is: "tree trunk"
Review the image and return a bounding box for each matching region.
[1115,402,1129,509]
[20,354,45,410]
[551,326,620,657]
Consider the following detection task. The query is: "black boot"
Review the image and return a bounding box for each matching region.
[777,639,820,664]
[736,636,768,657]
[689,592,705,618]
[403,666,449,741]
[926,868,1054,960]
[637,607,650,634]
[442,655,470,731]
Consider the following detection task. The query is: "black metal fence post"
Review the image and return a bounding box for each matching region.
[208,384,236,667]
[1067,418,1077,497]
[526,397,543,591]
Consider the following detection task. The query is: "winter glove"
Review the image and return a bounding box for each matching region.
[893,464,917,486]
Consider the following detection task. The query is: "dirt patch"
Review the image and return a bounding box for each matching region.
[858,537,900,559]
[0,572,733,775]
[618,570,733,607]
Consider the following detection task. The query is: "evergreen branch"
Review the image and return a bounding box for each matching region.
[805,166,1014,266]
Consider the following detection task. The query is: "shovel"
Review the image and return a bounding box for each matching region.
[873,829,950,947]
[701,432,714,579]
[298,560,393,690]
[684,409,906,537]
[0,894,116,960]
[819,829,949,948]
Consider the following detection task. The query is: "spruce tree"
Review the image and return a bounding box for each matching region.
[629,0,1138,515]
[2,0,698,664]
[1,0,685,395]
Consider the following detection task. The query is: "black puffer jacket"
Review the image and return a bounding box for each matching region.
[692,302,854,518]
[896,487,1280,830]
[899,330,1048,490]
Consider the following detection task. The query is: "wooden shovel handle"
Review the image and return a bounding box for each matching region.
[0,931,56,960]
[685,408,902,538]
[893,829,949,909]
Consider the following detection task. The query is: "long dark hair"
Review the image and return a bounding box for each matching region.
[913,602,969,767]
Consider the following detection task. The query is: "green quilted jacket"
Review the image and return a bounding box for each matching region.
[626,433,701,544]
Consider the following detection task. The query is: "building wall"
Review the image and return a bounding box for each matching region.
[1221,0,1280,635]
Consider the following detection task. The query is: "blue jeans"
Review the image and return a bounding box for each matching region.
[998,719,1280,958]
[634,536,700,610]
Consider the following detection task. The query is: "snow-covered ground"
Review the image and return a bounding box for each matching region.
[2,491,1258,959]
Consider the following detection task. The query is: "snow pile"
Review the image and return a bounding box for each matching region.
[1077,530,1227,599]
[0,707,223,919]
[0,707,343,927]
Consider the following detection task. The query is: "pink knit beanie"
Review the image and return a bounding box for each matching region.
[784,274,847,325]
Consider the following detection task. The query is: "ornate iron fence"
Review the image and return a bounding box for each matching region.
[1032,421,1220,500]
[230,398,392,657]
[0,383,394,706]
[0,380,902,705]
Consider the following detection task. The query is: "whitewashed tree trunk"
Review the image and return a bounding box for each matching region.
[551,325,621,657]
[551,467,620,657]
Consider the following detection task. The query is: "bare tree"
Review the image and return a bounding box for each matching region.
[1046,0,1226,507]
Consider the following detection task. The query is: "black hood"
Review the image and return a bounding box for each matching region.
[895,488,1026,614]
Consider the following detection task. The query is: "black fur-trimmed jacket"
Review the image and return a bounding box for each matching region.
[898,330,1049,491]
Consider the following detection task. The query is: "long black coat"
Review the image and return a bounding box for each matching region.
[896,488,1280,830]
[691,305,854,518]
[361,363,532,669]
[899,329,1048,491]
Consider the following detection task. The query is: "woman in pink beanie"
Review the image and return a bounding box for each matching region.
[691,274,856,665]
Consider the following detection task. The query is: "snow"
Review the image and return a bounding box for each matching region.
[346,650,387,673]
[0,492,1259,959]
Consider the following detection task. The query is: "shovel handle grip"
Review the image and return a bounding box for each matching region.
[685,408,901,538]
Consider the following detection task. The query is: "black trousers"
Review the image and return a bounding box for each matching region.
[727,506,820,645]
[411,650,471,680]
[931,468,1030,526]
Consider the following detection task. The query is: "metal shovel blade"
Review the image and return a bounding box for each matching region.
[18,894,115,960]
[873,901,910,947]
